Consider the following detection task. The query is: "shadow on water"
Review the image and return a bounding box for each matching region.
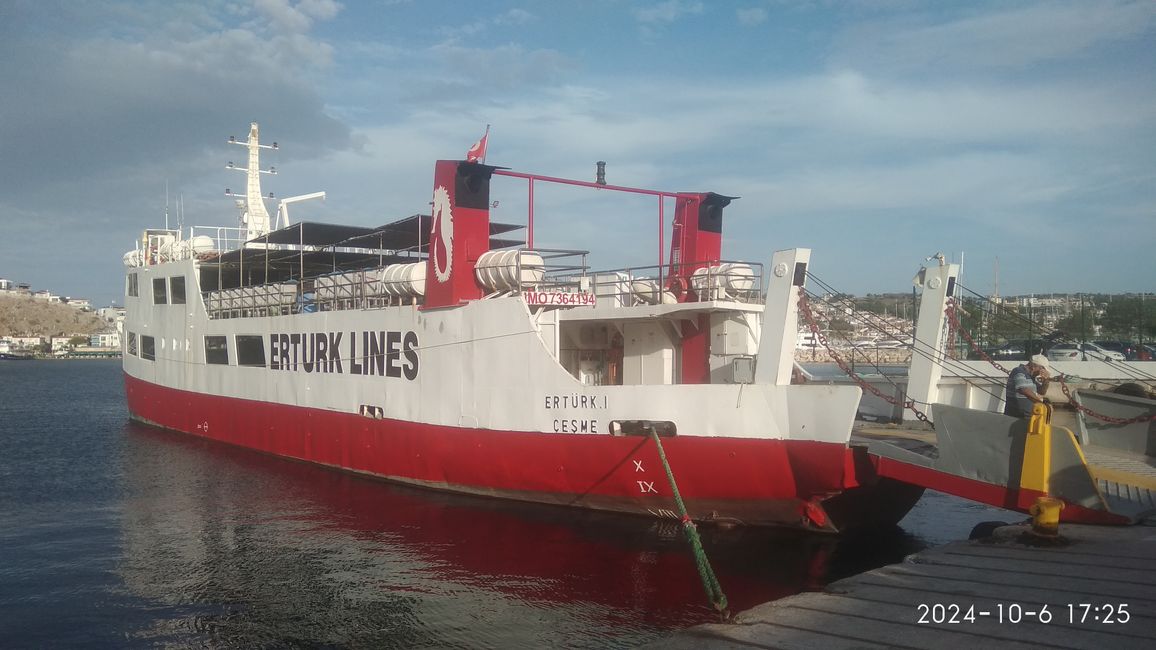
[116,422,933,648]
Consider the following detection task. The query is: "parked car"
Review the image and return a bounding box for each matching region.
[1045,342,1126,362]
[968,339,1048,361]
[1093,340,1140,360]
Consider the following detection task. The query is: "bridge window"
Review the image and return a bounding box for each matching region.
[204,336,229,365]
[140,335,155,361]
[152,278,167,305]
[236,335,266,367]
[127,332,138,356]
[170,276,186,305]
[126,273,139,297]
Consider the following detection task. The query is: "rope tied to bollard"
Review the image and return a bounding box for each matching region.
[648,427,729,619]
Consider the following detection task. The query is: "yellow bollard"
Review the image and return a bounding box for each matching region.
[1029,496,1065,536]
[1019,402,1053,495]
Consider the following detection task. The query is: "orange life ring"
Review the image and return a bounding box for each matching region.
[668,276,688,302]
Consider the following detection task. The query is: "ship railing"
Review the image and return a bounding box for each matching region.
[203,265,426,320]
[190,226,248,256]
[504,248,590,295]
[574,260,765,308]
[204,282,298,319]
[316,269,367,311]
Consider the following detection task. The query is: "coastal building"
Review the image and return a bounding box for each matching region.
[91,331,120,348]
[32,290,61,303]
[0,278,12,292]
[50,336,74,353]
[9,336,43,350]
[64,297,92,310]
[97,307,126,323]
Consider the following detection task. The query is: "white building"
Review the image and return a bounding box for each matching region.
[50,336,75,352]
[90,331,121,348]
[9,336,43,349]
[33,290,61,303]
[97,307,126,323]
[65,297,92,310]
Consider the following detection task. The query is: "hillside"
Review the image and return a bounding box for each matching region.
[0,295,106,337]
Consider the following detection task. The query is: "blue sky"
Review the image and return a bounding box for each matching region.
[1,0,1154,306]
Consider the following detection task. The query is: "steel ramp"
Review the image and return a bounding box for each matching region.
[862,404,1151,524]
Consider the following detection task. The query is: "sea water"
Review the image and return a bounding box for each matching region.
[0,360,1014,648]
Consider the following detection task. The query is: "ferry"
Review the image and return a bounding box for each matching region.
[121,123,923,532]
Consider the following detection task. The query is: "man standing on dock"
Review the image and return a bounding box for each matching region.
[1004,354,1052,417]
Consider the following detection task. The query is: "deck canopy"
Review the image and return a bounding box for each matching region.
[199,216,524,290]
[345,214,524,252]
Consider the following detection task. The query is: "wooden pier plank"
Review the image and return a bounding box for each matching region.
[649,523,1156,650]
[931,544,1156,572]
[851,569,1156,617]
[742,591,1147,650]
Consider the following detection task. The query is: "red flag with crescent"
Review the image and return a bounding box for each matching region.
[466,129,488,163]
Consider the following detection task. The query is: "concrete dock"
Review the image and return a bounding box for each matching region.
[651,522,1156,649]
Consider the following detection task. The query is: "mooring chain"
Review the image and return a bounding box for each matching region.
[945,300,1155,425]
[797,289,931,424]
[945,300,1011,375]
[1056,376,1156,425]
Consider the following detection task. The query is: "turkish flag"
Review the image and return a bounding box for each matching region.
[466,130,488,162]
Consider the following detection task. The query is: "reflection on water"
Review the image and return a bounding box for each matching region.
[0,360,1017,648]
[118,423,929,648]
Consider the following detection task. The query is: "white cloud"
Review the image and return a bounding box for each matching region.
[4,0,1154,302]
[438,8,536,40]
[836,0,1156,71]
[496,8,534,26]
[737,7,768,26]
[253,0,311,33]
[633,1,704,24]
[250,0,341,33]
[298,0,341,21]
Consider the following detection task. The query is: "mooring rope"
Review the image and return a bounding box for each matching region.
[648,428,729,617]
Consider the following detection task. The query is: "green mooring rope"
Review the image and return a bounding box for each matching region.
[649,428,729,616]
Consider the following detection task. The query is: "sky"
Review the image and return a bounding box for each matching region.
[1,0,1154,307]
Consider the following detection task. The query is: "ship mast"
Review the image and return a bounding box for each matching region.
[226,122,278,241]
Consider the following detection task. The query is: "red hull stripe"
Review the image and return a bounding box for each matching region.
[872,456,1131,525]
[124,373,853,526]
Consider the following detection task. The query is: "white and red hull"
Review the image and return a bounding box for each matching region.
[121,265,919,531]
[120,152,924,532]
[126,373,873,527]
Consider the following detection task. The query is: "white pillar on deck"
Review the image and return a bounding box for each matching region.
[755,248,810,386]
[905,260,960,422]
